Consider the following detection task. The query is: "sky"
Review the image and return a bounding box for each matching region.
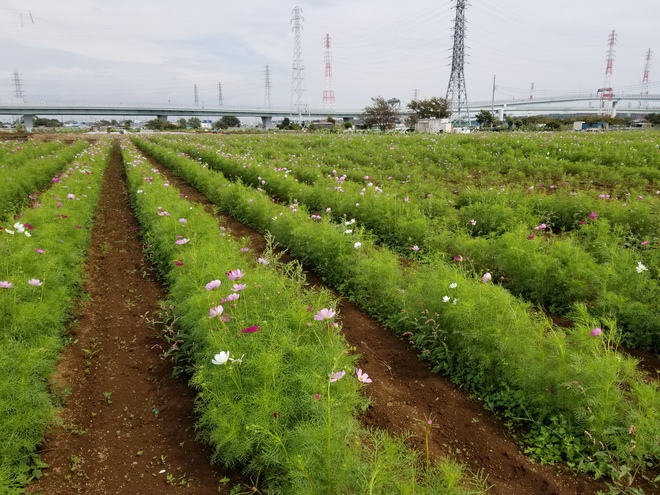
[0,0,658,111]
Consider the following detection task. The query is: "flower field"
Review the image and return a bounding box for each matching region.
[1,131,659,494]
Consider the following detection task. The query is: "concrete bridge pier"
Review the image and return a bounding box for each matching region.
[341,116,354,124]
[261,116,272,129]
[498,106,505,122]
[23,114,35,132]
[156,114,168,123]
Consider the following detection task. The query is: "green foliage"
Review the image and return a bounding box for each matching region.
[0,140,111,491]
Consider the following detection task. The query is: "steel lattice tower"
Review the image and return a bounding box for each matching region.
[446,0,469,127]
[218,82,223,107]
[290,6,305,116]
[322,34,335,111]
[642,49,652,96]
[599,30,617,114]
[13,69,25,101]
[264,64,272,108]
[194,84,199,107]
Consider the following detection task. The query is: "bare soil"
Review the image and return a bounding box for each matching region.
[28,138,654,495]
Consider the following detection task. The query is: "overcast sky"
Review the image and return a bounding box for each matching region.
[0,0,658,110]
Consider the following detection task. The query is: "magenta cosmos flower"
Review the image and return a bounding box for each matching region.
[314,308,336,321]
[356,369,372,384]
[242,325,259,333]
[205,280,221,290]
[588,211,598,220]
[226,269,245,281]
[590,327,602,337]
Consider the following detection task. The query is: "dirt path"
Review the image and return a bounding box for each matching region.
[140,147,613,495]
[28,145,234,494]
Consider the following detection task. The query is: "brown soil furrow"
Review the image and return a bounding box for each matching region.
[28,144,233,494]
[141,145,612,495]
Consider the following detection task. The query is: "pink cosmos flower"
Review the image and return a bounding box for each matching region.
[242,325,259,333]
[314,308,336,321]
[641,240,649,245]
[36,248,45,254]
[588,211,598,220]
[209,305,224,318]
[226,269,244,281]
[0,281,13,289]
[590,327,602,336]
[52,177,59,183]
[225,292,240,302]
[67,194,76,200]
[412,245,420,251]
[329,370,345,383]
[179,218,187,224]
[240,247,249,253]
[469,219,477,226]
[257,257,269,265]
[174,260,184,266]
[205,280,221,290]
[175,238,190,245]
[481,273,492,283]
[453,255,464,262]
[28,278,42,287]
[534,223,547,231]
[404,197,410,203]
[356,369,372,383]
[232,284,247,291]
[313,393,321,401]
[527,234,535,240]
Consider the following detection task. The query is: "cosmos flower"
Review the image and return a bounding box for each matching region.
[205,280,221,290]
[212,351,230,365]
[225,293,240,302]
[232,284,247,291]
[329,370,345,383]
[590,327,602,337]
[209,305,224,318]
[242,325,259,333]
[227,269,245,281]
[449,283,457,289]
[442,296,450,303]
[0,281,13,289]
[482,272,492,283]
[636,262,648,273]
[28,278,43,287]
[175,238,190,245]
[356,369,372,383]
[354,242,362,249]
[314,308,336,321]
[412,245,420,251]
[257,258,269,265]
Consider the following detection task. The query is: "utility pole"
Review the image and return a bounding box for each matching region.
[264,64,273,108]
[194,84,199,107]
[599,30,616,116]
[445,0,469,127]
[218,82,223,107]
[642,49,652,96]
[290,6,305,117]
[322,34,336,111]
[13,69,25,102]
[490,75,495,114]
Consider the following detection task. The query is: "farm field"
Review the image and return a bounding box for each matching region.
[1,131,658,494]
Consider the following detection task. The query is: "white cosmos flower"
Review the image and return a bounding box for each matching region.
[212,351,230,365]
[14,223,25,233]
[636,262,648,273]
[5,229,14,235]
[449,283,458,289]
[442,296,450,303]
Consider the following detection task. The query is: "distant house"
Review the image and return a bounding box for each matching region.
[201,120,213,130]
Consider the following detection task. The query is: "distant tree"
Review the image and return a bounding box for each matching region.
[543,119,562,131]
[212,120,228,130]
[407,97,449,128]
[144,118,176,131]
[645,113,660,126]
[475,110,496,129]
[177,118,188,129]
[326,115,336,124]
[188,117,201,129]
[123,120,132,130]
[34,117,62,128]
[220,115,241,128]
[343,121,353,129]
[362,96,399,131]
